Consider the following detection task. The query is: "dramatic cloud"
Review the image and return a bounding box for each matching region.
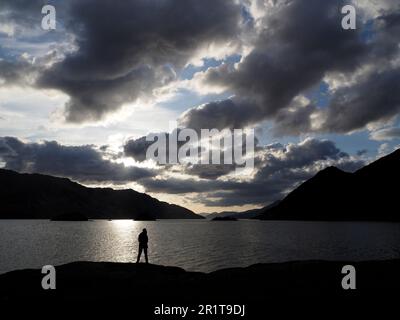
[1,0,397,211]
[181,0,367,129]
[3,0,400,133]
[271,101,318,137]
[140,138,364,206]
[34,0,242,122]
[181,0,400,136]
[0,137,154,183]
[183,164,239,180]
[180,98,260,131]
[124,135,154,162]
[322,68,400,133]
[124,127,257,181]
[0,135,365,208]
[124,130,190,163]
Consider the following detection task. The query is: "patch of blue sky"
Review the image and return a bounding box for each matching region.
[305,81,331,108]
[179,54,241,80]
[240,3,254,26]
[0,41,12,59]
[16,27,65,44]
[0,9,68,60]
[254,120,303,147]
[258,120,387,158]
[0,31,67,62]
[360,19,375,43]
[316,131,383,157]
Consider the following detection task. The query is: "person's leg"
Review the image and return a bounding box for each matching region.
[144,247,148,264]
[136,246,142,263]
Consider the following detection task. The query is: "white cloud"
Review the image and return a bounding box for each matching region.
[370,127,400,141]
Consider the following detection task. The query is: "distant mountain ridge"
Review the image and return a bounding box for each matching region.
[206,201,281,220]
[0,169,202,220]
[205,209,262,220]
[256,149,400,221]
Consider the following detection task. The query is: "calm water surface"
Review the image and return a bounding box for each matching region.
[0,220,399,274]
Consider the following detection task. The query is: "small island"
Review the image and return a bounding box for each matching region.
[211,216,238,221]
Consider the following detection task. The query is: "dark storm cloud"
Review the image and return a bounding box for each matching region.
[124,128,258,180]
[181,0,368,130]
[183,164,238,180]
[206,140,364,207]
[2,0,400,133]
[272,104,318,137]
[181,1,400,136]
[41,65,167,123]
[34,0,242,122]
[265,139,349,169]
[311,11,400,134]
[124,135,154,162]
[0,137,155,183]
[180,98,260,131]
[140,138,364,206]
[322,68,400,133]
[0,60,38,86]
[356,149,368,156]
[124,130,190,163]
[139,177,214,194]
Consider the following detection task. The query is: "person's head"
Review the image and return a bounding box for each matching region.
[143,228,147,233]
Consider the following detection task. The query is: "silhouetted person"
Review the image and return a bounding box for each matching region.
[136,228,149,263]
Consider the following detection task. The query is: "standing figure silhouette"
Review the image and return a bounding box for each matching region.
[136,228,149,263]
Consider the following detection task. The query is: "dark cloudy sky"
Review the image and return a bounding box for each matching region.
[1,0,400,213]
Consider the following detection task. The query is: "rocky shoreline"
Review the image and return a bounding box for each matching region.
[1,260,399,306]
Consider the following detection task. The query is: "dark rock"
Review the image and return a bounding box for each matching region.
[51,212,89,221]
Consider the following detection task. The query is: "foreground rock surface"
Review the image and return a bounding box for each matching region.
[1,260,399,303]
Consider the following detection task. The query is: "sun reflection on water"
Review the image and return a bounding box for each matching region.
[110,219,135,228]
[107,220,139,262]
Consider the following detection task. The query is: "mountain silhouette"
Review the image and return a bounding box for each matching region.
[206,200,281,220]
[0,169,203,220]
[257,148,400,221]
